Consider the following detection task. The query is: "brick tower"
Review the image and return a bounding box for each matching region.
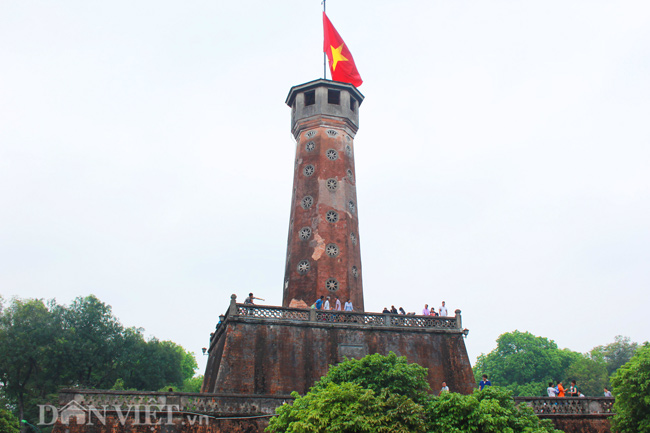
[283,79,365,311]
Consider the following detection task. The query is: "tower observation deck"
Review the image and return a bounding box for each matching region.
[283,79,365,311]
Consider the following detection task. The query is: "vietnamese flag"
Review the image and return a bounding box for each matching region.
[323,12,363,87]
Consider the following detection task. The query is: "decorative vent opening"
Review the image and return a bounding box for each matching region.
[326,129,338,137]
[304,90,315,106]
[326,243,339,257]
[301,196,313,209]
[348,200,356,213]
[328,90,340,105]
[350,232,357,245]
[325,210,339,223]
[326,178,338,191]
[306,130,317,138]
[306,141,315,152]
[326,278,339,292]
[297,260,310,274]
[303,164,315,176]
[326,149,339,161]
[352,266,358,278]
[347,169,353,181]
[299,227,312,240]
[345,144,352,156]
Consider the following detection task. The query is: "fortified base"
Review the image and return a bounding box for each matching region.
[201,296,476,396]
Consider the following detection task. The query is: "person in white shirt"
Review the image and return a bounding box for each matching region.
[439,301,448,316]
[439,382,449,395]
[335,296,341,311]
[324,296,330,310]
[547,382,557,397]
[344,299,353,311]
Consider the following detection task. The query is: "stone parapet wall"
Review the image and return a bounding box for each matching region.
[515,397,614,433]
[202,302,474,396]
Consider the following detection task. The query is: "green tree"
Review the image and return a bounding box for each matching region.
[313,352,430,403]
[563,356,608,396]
[59,295,125,388]
[0,407,20,433]
[590,335,638,377]
[426,387,561,433]
[611,342,650,433]
[0,298,60,422]
[267,382,426,433]
[473,330,580,396]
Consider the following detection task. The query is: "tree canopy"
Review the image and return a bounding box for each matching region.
[611,342,650,433]
[473,330,637,396]
[267,353,560,433]
[0,295,198,424]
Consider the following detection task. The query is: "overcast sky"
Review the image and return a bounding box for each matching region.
[2,1,649,376]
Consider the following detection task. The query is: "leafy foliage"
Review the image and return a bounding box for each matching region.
[267,353,559,433]
[267,383,426,433]
[611,342,650,433]
[312,352,430,403]
[563,355,608,397]
[0,407,20,433]
[426,387,561,433]
[590,335,639,377]
[0,295,198,424]
[473,330,579,396]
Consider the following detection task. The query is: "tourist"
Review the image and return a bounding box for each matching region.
[335,296,342,311]
[244,292,263,305]
[315,295,324,310]
[422,304,430,315]
[382,307,390,314]
[547,382,557,397]
[439,301,448,316]
[430,307,437,316]
[567,380,579,397]
[344,299,354,311]
[603,387,612,397]
[479,374,491,390]
[398,307,406,315]
[390,305,398,314]
[557,381,565,397]
[439,382,449,395]
[324,296,331,310]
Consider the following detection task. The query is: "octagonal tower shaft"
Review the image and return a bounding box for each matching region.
[283,80,365,311]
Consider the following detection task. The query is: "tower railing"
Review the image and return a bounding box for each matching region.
[514,396,615,416]
[229,296,463,331]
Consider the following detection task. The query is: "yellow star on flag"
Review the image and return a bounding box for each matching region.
[330,43,348,71]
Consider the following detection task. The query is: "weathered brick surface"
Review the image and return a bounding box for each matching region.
[202,315,476,396]
[543,415,612,433]
[282,80,366,311]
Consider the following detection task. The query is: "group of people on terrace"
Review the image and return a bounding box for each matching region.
[421,301,449,317]
[244,293,452,317]
[312,295,354,311]
[546,380,583,397]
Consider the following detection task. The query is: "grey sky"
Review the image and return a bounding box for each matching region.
[1,1,649,376]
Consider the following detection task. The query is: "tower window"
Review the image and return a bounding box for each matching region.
[326,149,339,161]
[304,90,316,106]
[326,210,339,223]
[350,97,357,111]
[326,243,339,257]
[328,89,340,105]
[326,278,339,291]
[297,260,310,274]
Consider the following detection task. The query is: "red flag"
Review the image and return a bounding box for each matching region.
[323,12,363,87]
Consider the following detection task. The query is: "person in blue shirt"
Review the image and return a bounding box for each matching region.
[315,295,324,310]
[479,374,491,390]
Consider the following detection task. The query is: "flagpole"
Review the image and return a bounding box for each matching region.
[322,0,327,80]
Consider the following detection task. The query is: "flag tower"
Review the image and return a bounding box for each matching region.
[282,79,365,311]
